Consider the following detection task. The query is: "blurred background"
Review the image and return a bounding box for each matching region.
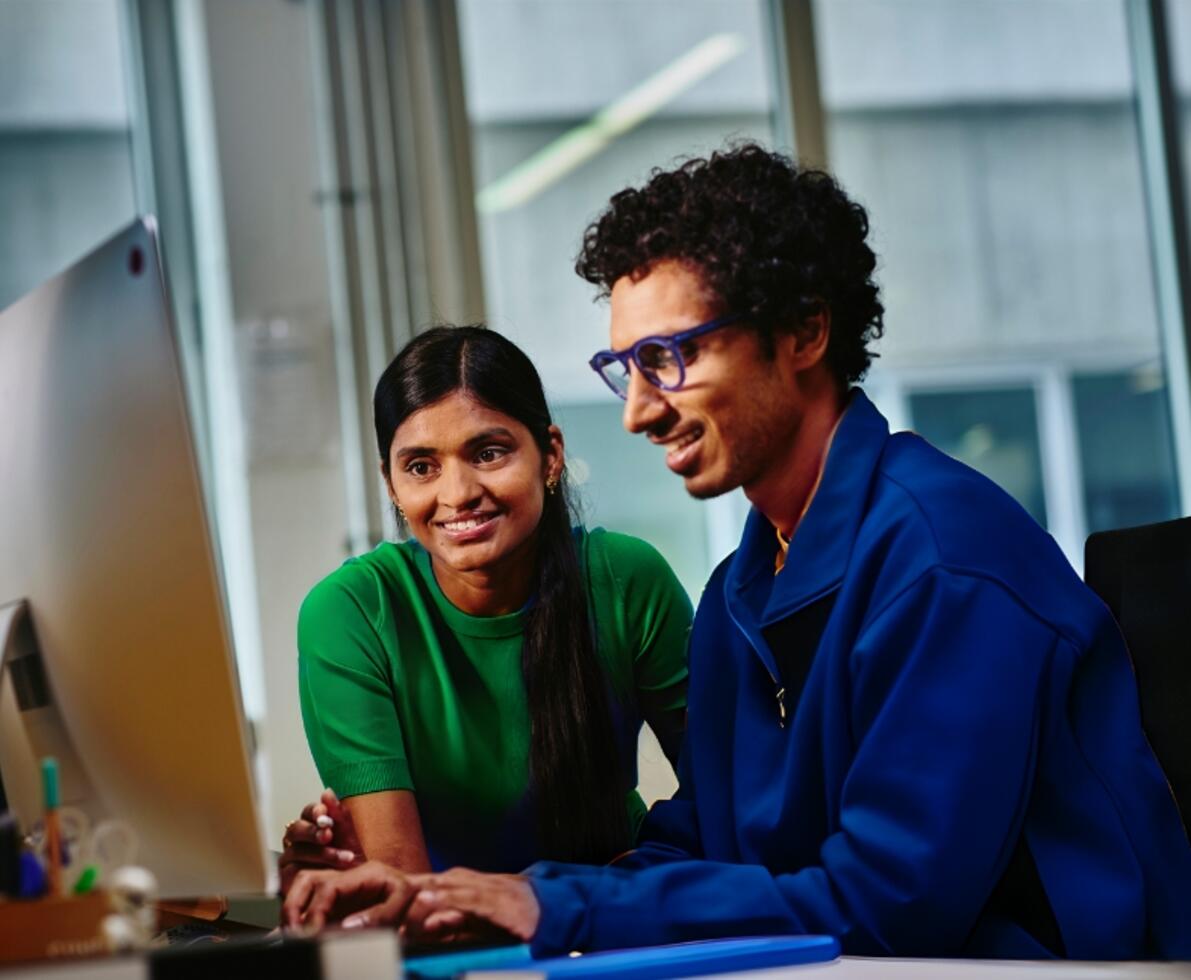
[3,0,1190,841]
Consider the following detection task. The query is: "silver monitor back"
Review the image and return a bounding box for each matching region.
[0,217,270,897]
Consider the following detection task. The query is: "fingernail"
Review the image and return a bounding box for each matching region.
[420,890,440,903]
[316,815,334,828]
[342,914,367,929]
[338,850,356,863]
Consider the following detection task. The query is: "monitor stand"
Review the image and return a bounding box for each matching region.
[0,600,103,827]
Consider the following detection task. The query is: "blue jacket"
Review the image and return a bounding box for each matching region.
[529,390,1191,958]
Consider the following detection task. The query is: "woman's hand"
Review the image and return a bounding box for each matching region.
[279,789,363,895]
[404,868,541,945]
[283,860,418,931]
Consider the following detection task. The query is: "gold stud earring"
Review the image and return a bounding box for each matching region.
[546,475,559,496]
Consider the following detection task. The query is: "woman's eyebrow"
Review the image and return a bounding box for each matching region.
[393,444,435,462]
[393,427,516,462]
[463,427,516,449]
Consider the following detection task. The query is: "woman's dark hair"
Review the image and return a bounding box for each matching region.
[374,325,631,863]
[575,142,884,386]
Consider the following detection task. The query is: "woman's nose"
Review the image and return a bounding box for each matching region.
[438,461,484,509]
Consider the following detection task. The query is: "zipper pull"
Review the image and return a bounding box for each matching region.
[776,686,787,728]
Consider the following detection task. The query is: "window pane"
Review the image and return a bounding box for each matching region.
[1073,367,1179,532]
[0,0,136,309]
[555,402,712,599]
[909,388,1048,527]
[458,0,782,592]
[814,0,1180,560]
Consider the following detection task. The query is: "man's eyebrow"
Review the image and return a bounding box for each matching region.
[393,427,516,462]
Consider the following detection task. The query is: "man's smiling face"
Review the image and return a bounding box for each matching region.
[609,259,806,500]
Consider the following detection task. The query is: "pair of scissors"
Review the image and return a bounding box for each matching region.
[30,808,138,892]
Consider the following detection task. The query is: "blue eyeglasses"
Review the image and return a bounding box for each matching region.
[588,313,746,399]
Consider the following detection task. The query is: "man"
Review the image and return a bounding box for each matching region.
[283,144,1191,958]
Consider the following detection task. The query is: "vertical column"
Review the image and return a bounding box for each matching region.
[770,0,829,167]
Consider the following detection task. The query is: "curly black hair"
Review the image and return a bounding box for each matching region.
[575,142,884,385]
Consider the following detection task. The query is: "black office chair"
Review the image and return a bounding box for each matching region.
[1085,517,1191,837]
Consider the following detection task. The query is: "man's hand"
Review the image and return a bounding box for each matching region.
[282,860,417,931]
[404,868,540,944]
[279,789,363,895]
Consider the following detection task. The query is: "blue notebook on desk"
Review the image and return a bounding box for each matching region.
[404,935,839,978]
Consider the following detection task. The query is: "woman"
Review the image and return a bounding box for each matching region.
[280,325,691,885]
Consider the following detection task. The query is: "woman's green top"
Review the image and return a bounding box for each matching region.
[297,527,692,872]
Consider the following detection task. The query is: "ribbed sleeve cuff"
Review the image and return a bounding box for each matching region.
[320,757,412,798]
[527,874,591,957]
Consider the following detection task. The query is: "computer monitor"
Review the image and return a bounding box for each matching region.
[0,217,270,898]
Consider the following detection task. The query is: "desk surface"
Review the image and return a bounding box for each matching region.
[7,948,1191,979]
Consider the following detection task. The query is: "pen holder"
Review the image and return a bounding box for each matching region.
[0,890,115,963]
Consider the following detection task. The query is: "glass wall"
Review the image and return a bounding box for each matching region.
[0,0,137,310]
[12,0,1191,837]
[457,0,783,598]
[814,0,1182,568]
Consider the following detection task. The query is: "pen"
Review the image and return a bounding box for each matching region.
[42,757,61,896]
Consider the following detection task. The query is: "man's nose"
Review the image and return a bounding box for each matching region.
[622,367,669,434]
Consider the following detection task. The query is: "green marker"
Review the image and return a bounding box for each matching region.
[41,757,62,895]
[73,864,99,895]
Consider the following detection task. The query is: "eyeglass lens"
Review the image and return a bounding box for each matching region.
[593,338,687,396]
[635,340,682,388]
[595,354,631,395]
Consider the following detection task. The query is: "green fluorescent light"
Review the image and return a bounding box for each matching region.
[476,32,746,214]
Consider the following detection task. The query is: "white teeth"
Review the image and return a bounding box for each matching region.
[671,429,702,451]
[442,516,491,532]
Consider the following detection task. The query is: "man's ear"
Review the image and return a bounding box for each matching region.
[784,305,831,370]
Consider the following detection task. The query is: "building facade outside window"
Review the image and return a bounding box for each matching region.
[0,1,136,310]
[815,0,1182,569]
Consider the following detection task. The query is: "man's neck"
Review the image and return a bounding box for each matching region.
[745,382,847,540]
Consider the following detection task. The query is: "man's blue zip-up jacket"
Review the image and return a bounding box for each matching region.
[528,390,1191,959]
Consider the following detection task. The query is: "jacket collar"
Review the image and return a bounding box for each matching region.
[725,388,890,627]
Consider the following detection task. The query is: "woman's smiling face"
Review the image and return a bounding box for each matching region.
[384,390,562,577]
